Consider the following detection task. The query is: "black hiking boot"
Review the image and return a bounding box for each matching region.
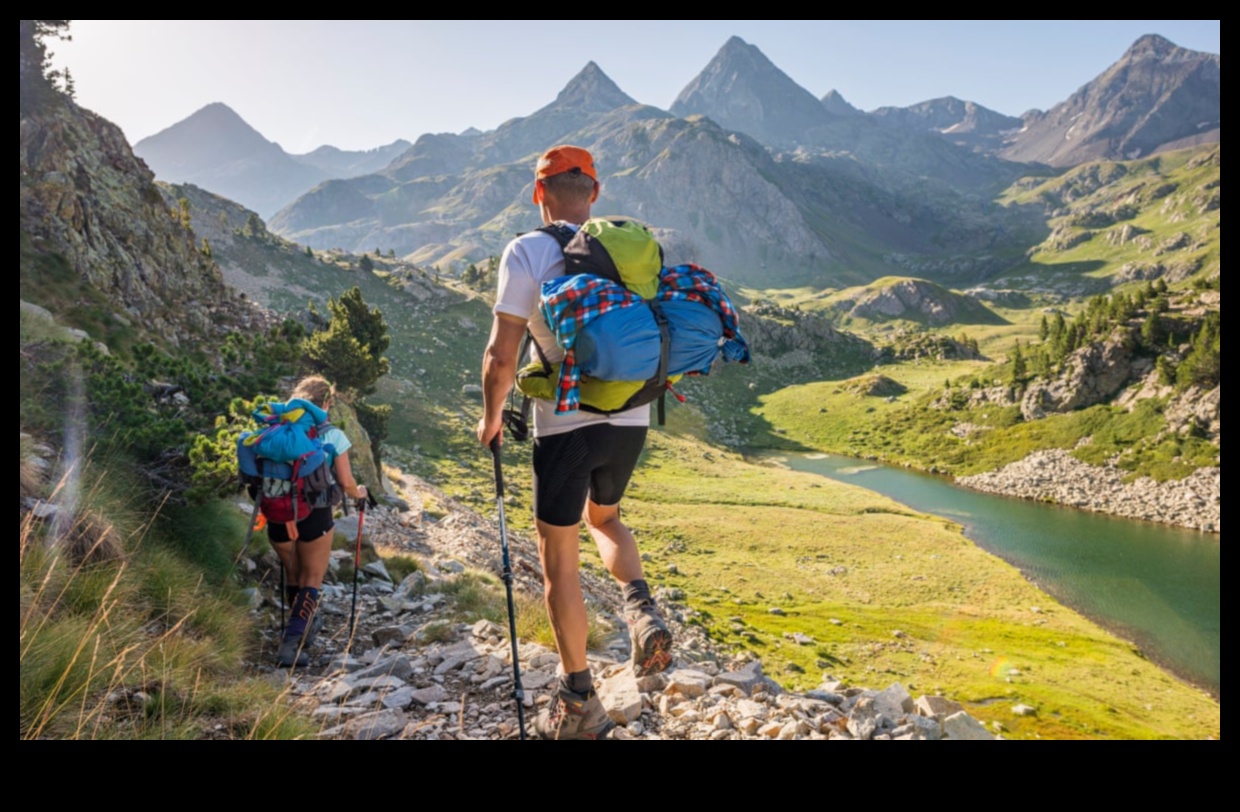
[533,686,615,740]
[624,598,673,677]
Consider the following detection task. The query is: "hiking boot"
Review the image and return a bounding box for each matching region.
[533,687,615,740]
[276,635,309,668]
[303,611,324,648]
[624,598,673,677]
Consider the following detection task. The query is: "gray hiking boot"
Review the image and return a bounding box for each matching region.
[533,686,615,740]
[624,598,673,677]
[276,634,309,668]
[303,611,324,648]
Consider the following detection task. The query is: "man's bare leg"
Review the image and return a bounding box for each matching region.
[582,499,643,584]
[583,500,672,675]
[536,519,590,674]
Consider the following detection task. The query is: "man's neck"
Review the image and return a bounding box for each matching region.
[544,206,591,227]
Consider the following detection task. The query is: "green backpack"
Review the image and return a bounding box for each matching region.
[511,218,682,432]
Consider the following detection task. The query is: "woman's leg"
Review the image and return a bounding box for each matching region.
[296,530,333,590]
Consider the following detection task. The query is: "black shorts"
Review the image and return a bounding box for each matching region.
[532,424,647,527]
[267,506,335,543]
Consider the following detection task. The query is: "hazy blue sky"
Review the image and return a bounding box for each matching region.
[52,20,1220,153]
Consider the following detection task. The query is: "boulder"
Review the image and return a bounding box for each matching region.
[943,711,994,741]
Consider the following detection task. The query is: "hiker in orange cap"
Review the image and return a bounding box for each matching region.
[477,145,673,739]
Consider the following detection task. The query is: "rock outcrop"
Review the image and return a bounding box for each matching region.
[958,449,1219,533]
[1020,332,1146,420]
[832,278,1004,326]
[20,95,251,345]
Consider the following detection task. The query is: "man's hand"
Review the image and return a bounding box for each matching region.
[477,414,503,448]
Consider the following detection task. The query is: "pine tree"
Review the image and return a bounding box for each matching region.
[243,211,263,239]
[359,254,374,273]
[1009,340,1027,386]
[302,287,390,396]
[1141,310,1163,348]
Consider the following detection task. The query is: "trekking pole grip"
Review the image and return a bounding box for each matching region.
[489,437,504,497]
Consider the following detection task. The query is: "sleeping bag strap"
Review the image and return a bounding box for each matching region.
[650,299,671,427]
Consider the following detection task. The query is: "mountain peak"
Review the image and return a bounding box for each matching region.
[553,61,635,112]
[168,102,261,138]
[1124,34,1178,58]
[1002,32,1219,166]
[671,37,830,146]
[821,89,861,116]
[712,35,778,71]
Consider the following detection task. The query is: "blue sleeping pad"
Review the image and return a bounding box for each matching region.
[575,298,725,381]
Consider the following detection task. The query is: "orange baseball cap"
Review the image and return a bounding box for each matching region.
[532,145,597,203]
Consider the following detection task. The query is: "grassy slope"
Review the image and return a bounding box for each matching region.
[996,147,1220,290]
[751,147,1221,481]
[616,432,1219,739]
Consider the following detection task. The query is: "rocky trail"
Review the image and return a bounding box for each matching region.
[244,473,998,741]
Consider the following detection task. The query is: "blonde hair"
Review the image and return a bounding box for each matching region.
[289,375,335,408]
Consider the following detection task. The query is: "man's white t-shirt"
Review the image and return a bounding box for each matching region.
[493,225,649,438]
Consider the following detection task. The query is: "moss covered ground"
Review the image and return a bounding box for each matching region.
[615,432,1219,739]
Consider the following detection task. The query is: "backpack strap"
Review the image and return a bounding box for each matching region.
[536,223,576,249]
[505,224,578,442]
[578,298,671,425]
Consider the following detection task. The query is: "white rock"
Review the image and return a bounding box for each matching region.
[665,669,712,699]
[597,669,643,725]
[943,711,994,741]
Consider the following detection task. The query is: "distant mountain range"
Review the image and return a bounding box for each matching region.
[133,34,1219,287]
[133,103,409,217]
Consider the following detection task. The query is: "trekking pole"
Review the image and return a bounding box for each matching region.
[233,492,263,567]
[490,437,527,740]
[347,494,366,650]
[232,494,285,634]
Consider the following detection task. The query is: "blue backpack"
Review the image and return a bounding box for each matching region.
[236,399,338,540]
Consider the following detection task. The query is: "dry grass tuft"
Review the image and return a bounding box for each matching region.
[62,508,125,565]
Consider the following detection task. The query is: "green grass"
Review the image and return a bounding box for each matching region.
[18,456,320,740]
[995,146,1220,290]
[758,361,1218,482]
[618,431,1219,739]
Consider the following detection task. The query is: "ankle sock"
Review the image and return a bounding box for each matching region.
[285,587,321,640]
[623,579,652,606]
[561,669,593,696]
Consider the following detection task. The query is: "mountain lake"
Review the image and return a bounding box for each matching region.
[759,451,1221,697]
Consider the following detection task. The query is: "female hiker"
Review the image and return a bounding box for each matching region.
[270,375,368,667]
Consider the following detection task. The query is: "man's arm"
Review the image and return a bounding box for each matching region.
[476,312,527,446]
